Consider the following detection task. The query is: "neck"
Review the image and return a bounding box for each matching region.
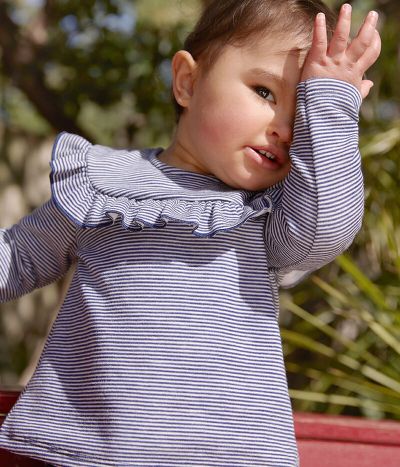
[158,125,209,175]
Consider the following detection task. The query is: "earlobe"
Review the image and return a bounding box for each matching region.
[172,50,198,109]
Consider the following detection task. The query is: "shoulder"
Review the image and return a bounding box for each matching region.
[51,132,158,188]
[50,132,162,228]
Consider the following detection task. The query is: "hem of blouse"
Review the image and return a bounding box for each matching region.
[0,432,299,467]
[0,432,112,466]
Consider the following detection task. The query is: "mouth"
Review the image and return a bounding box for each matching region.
[253,148,277,162]
[247,146,287,168]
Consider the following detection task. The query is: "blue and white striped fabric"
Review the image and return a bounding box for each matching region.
[0,79,363,466]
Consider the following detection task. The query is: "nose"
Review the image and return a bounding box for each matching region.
[269,124,292,146]
[267,108,295,146]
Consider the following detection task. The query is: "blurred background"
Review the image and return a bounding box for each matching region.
[0,0,399,420]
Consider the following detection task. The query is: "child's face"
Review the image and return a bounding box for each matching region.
[170,34,308,191]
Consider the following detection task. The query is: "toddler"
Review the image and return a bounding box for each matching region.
[0,0,380,466]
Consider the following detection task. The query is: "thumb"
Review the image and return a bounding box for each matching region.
[360,80,374,99]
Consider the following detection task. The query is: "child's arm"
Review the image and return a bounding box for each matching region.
[0,199,77,302]
[265,5,381,284]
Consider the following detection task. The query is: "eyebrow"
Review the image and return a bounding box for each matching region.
[248,68,288,88]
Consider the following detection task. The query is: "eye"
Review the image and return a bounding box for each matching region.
[254,86,275,103]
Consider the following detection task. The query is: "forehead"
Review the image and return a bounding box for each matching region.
[239,31,310,61]
[209,33,309,78]
[205,30,309,65]
[195,33,310,95]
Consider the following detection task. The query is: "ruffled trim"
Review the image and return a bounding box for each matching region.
[50,132,273,238]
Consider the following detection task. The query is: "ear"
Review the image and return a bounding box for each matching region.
[171,50,198,109]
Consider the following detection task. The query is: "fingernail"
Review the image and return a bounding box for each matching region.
[342,4,352,13]
[317,12,325,23]
[369,11,379,22]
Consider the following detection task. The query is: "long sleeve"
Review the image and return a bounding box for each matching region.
[0,199,77,302]
[264,79,363,286]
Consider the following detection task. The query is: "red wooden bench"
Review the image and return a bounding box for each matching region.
[0,390,44,466]
[295,411,400,466]
[2,389,400,466]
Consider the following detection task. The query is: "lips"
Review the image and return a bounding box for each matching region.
[248,145,287,167]
[253,148,277,162]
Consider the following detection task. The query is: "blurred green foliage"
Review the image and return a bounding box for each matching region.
[284,0,400,419]
[0,0,201,146]
[0,0,399,419]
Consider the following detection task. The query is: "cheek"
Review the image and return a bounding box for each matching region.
[195,97,251,147]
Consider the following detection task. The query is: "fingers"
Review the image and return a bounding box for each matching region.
[347,10,379,62]
[308,12,327,61]
[328,4,352,57]
[360,80,374,100]
[357,29,381,72]
[301,6,381,94]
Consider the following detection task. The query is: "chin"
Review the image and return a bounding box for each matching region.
[234,175,283,191]
[217,165,287,191]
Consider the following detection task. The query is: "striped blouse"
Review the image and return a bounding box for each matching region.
[0,79,363,466]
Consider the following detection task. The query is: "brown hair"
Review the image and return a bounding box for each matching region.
[173,0,337,117]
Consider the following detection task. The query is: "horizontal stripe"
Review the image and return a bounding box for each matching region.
[0,79,363,466]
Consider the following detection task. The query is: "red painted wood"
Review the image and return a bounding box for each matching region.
[0,448,45,467]
[0,388,21,415]
[294,412,400,466]
[2,390,400,466]
[297,440,400,467]
[294,411,400,445]
[1,389,45,466]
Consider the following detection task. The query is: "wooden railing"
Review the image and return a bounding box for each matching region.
[2,390,400,466]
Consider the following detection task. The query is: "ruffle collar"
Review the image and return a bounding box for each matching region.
[50,132,274,238]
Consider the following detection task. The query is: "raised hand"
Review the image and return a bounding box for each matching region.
[301,3,381,99]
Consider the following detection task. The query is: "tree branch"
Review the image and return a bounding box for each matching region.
[0,2,90,139]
